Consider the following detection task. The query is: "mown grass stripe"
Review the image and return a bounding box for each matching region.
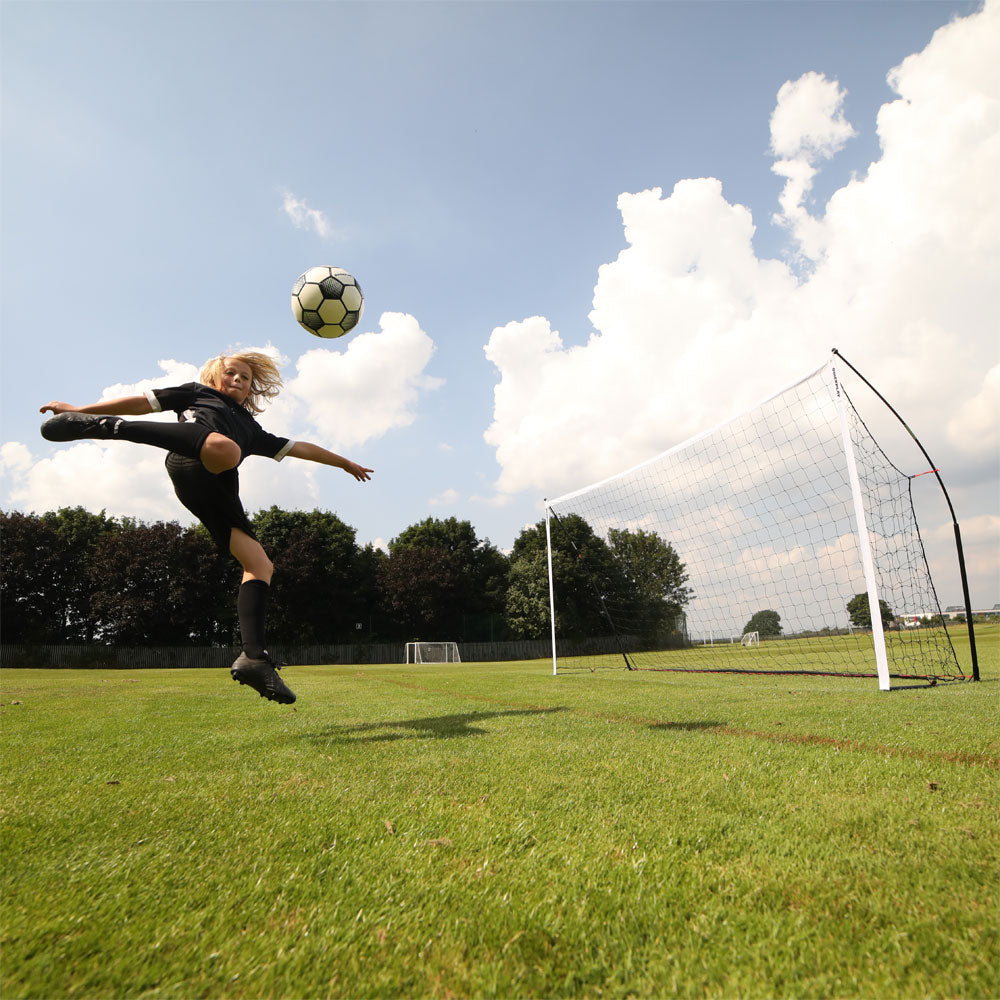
[367,673,1000,769]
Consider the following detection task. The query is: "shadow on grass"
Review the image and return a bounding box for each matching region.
[649,721,725,732]
[306,706,570,744]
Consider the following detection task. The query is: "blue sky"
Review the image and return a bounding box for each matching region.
[2,0,997,611]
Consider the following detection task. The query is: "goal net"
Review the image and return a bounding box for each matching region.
[405,641,461,664]
[544,356,964,689]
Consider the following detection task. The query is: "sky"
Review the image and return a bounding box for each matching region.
[2,0,997,613]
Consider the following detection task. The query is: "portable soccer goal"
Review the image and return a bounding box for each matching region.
[405,641,461,664]
[543,351,978,689]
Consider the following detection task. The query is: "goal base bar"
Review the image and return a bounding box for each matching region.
[636,666,967,683]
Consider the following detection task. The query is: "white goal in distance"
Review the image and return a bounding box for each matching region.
[405,642,461,664]
[741,632,760,647]
[543,353,965,690]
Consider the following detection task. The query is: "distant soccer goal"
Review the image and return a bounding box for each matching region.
[543,352,973,689]
[405,641,461,664]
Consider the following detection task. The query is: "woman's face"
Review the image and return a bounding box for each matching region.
[217,358,253,404]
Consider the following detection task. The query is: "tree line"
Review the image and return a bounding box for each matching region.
[742,595,899,639]
[1,508,691,648]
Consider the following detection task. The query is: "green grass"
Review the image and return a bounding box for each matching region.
[2,626,997,999]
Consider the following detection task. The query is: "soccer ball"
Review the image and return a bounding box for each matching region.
[291,266,364,339]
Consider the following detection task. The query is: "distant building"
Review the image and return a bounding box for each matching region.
[901,607,999,621]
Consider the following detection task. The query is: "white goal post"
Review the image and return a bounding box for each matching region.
[740,631,759,647]
[405,641,461,664]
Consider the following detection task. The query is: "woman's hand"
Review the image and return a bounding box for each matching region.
[39,401,78,415]
[341,459,374,482]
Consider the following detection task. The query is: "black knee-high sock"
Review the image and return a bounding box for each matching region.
[237,580,270,659]
[115,420,210,460]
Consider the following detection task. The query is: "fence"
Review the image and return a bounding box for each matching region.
[0,643,403,669]
[1,639,561,669]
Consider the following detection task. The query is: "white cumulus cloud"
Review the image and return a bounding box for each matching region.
[282,191,333,239]
[286,312,444,450]
[770,71,857,258]
[770,70,857,160]
[101,357,202,401]
[483,0,1000,601]
[1,441,183,523]
[429,488,459,507]
[948,363,1000,456]
[0,442,32,475]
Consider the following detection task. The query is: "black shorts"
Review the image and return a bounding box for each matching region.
[165,453,257,552]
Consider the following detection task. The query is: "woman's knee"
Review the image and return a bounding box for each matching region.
[201,434,241,473]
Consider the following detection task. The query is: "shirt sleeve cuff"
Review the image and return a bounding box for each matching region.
[145,389,162,412]
[274,440,295,462]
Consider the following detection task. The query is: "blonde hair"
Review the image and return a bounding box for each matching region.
[199,351,283,416]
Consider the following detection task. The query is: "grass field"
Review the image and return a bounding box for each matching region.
[2,626,997,999]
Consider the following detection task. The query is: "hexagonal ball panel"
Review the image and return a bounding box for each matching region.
[318,298,347,324]
[303,266,332,284]
[341,286,363,311]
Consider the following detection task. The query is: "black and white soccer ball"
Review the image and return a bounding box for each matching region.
[291,266,364,339]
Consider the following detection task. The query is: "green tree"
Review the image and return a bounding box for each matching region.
[1,508,117,642]
[607,527,691,641]
[387,517,509,638]
[353,542,389,640]
[508,516,632,640]
[742,609,782,637]
[378,546,466,639]
[1,511,62,642]
[505,549,551,640]
[46,507,120,641]
[846,593,894,629]
[391,518,508,608]
[89,519,235,644]
[252,507,365,644]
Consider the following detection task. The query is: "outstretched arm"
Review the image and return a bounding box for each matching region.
[287,441,373,482]
[40,395,153,416]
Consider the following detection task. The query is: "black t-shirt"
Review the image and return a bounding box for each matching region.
[147,383,293,464]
